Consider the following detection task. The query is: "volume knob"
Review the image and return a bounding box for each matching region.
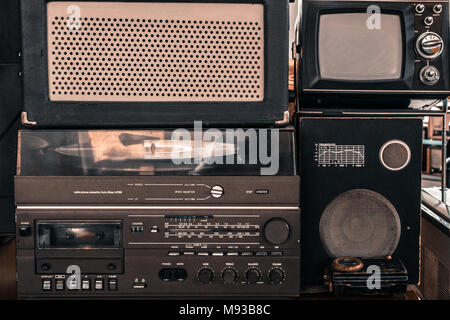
[263,218,290,245]
[268,268,286,284]
[420,66,440,86]
[416,32,444,59]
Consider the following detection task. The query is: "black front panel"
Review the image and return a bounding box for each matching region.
[298,117,422,287]
[299,0,450,100]
[0,0,21,63]
[20,0,290,127]
[16,209,300,298]
[0,65,22,234]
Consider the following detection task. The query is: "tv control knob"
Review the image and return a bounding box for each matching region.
[246,268,262,284]
[268,268,286,284]
[416,32,444,59]
[420,66,440,86]
[415,4,425,14]
[424,16,434,26]
[433,4,443,14]
[222,268,238,284]
[263,218,290,245]
[198,268,214,284]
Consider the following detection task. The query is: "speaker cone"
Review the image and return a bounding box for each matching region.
[319,189,401,258]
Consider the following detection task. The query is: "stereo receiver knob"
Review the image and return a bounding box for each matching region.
[198,268,214,284]
[222,268,238,284]
[263,218,290,245]
[416,32,444,59]
[420,66,440,86]
[246,268,262,284]
[268,268,286,284]
[415,4,425,13]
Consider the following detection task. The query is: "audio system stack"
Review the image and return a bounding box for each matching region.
[0,0,447,299]
[295,0,448,295]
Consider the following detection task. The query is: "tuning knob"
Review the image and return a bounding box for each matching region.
[268,268,286,284]
[263,218,290,245]
[221,268,238,284]
[420,66,440,86]
[246,268,262,284]
[416,32,444,59]
[198,268,214,284]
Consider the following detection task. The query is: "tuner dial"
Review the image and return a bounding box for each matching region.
[246,268,262,284]
[420,66,440,86]
[433,4,443,14]
[415,4,425,14]
[416,32,444,59]
[198,268,214,284]
[268,268,286,284]
[221,268,238,284]
[263,218,290,245]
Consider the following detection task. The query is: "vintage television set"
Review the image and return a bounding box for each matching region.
[297,0,450,107]
[20,0,291,127]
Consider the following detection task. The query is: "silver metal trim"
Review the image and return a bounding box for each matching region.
[21,112,37,127]
[275,111,290,126]
[16,206,300,210]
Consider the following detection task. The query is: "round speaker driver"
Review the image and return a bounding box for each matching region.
[319,189,401,258]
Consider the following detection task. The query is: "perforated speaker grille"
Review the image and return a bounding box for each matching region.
[379,140,411,171]
[319,189,401,258]
[47,2,264,102]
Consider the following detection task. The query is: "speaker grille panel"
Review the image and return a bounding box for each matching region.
[47,2,264,102]
[319,189,401,258]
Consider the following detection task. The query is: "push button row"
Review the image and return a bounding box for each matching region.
[42,278,118,292]
[168,251,283,257]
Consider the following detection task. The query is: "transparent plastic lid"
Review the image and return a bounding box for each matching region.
[17,129,295,176]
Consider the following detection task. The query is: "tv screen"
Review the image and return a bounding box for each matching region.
[318,13,403,81]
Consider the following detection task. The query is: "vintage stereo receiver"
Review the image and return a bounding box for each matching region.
[19,0,291,127]
[297,0,450,107]
[15,128,300,298]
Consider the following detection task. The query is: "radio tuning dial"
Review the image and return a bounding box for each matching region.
[415,4,425,14]
[268,268,286,285]
[416,32,444,59]
[263,218,290,245]
[420,66,440,86]
[198,268,214,284]
[246,268,262,284]
[221,268,238,284]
